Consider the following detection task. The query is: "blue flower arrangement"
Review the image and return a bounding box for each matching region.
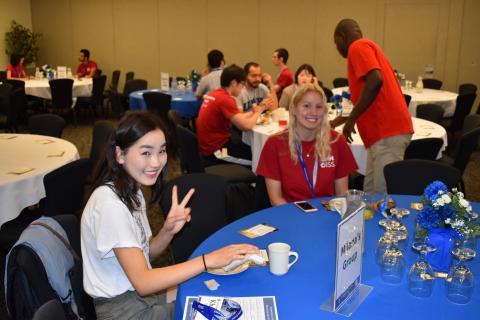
[417,181,479,239]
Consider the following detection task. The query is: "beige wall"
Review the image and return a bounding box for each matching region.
[30,0,480,108]
[0,0,32,67]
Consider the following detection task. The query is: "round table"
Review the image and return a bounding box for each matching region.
[243,117,447,174]
[129,89,202,118]
[332,87,458,118]
[0,134,79,227]
[175,195,480,320]
[24,78,93,100]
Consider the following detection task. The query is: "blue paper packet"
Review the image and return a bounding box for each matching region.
[192,298,242,320]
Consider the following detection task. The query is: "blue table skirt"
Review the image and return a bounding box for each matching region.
[175,195,480,320]
[129,89,201,118]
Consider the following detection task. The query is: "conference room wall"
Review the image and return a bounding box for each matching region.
[0,0,32,67]
[27,0,479,105]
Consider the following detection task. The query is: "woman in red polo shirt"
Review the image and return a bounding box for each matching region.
[6,53,26,79]
[256,83,358,206]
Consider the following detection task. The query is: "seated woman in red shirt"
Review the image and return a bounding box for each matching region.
[256,83,358,206]
[6,53,26,79]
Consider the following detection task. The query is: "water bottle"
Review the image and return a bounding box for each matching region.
[171,75,178,91]
[415,76,423,93]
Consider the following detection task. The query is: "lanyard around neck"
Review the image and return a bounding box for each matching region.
[295,141,318,198]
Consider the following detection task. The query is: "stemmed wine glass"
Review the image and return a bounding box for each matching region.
[378,194,400,230]
[381,230,407,284]
[408,242,436,297]
[446,240,476,304]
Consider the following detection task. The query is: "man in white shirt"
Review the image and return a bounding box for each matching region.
[195,49,225,99]
[236,62,278,112]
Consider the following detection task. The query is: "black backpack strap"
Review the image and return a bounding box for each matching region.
[30,221,81,262]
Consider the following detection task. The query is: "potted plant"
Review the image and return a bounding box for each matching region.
[4,20,42,66]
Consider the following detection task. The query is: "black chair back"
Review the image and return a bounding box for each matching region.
[159,173,228,263]
[143,91,172,120]
[404,94,412,106]
[91,75,107,107]
[108,89,124,118]
[110,70,121,91]
[123,79,147,96]
[28,114,66,137]
[90,120,115,170]
[254,175,271,211]
[384,159,461,195]
[404,138,443,160]
[422,78,443,90]
[448,93,477,133]
[416,103,443,123]
[43,158,92,216]
[32,299,67,320]
[175,124,205,173]
[458,83,477,95]
[122,72,135,94]
[332,77,348,88]
[96,69,102,76]
[49,79,73,110]
[0,70,6,82]
[4,79,25,91]
[452,127,480,174]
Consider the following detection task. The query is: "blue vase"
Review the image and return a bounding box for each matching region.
[425,228,458,273]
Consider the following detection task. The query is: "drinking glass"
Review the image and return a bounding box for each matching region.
[381,230,406,284]
[408,242,436,297]
[446,241,476,304]
[378,194,399,230]
[375,230,393,265]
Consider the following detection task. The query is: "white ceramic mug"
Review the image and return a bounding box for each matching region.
[329,198,347,216]
[268,242,299,276]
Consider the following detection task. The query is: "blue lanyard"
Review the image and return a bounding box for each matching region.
[295,141,318,198]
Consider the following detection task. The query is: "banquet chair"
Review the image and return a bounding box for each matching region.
[0,83,14,132]
[403,94,412,106]
[89,120,115,171]
[48,79,75,125]
[332,77,348,88]
[143,91,172,121]
[321,86,333,102]
[121,79,147,110]
[43,158,92,217]
[76,75,107,119]
[4,79,42,121]
[440,126,480,195]
[32,299,67,320]
[422,78,443,90]
[439,93,477,134]
[159,173,228,263]
[5,214,96,320]
[0,70,6,82]
[103,70,121,113]
[108,89,124,118]
[416,103,443,124]
[254,175,271,211]
[125,71,134,83]
[459,83,477,95]
[404,138,443,160]
[96,69,102,76]
[175,124,256,184]
[28,113,66,138]
[384,159,461,195]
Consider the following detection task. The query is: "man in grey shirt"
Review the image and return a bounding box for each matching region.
[236,62,277,112]
[195,49,225,99]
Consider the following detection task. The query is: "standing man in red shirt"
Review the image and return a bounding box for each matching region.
[76,49,98,78]
[332,19,413,194]
[268,48,293,100]
[197,65,265,165]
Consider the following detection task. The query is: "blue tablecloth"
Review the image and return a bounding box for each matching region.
[129,89,201,118]
[175,195,480,320]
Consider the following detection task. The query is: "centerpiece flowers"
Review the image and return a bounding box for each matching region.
[41,64,55,79]
[417,181,479,272]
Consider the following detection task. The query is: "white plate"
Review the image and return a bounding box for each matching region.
[207,262,249,275]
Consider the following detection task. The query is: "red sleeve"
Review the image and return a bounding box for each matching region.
[76,64,82,74]
[349,41,381,79]
[333,133,358,178]
[276,69,293,88]
[256,136,281,180]
[6,64,14,73]
[221,95,240,120]
[90,61,98,69]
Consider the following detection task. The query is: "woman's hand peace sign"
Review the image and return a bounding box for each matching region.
[163,185,195,236]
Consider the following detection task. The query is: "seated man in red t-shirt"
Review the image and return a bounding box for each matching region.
[256,84,358,205]
[76,49,98,78]
[196,64,269,165]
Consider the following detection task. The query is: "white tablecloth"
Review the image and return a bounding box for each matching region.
[24,78,93,100]
[0,134,79,227]
[332,87,458,117]
[243,117,447,174]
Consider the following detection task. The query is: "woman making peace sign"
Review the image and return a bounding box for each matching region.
[81,112,257,319]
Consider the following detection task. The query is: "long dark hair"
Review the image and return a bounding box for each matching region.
[294,64,316,84]
[10,53,23,67]
[90,111,169,212]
